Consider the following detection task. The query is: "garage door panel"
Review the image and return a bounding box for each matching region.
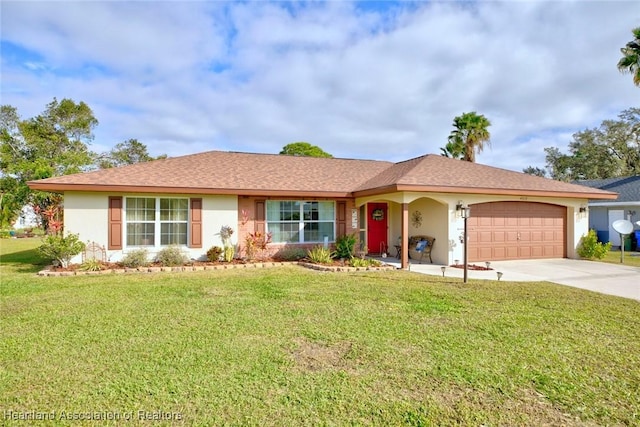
[493,247,506,259]
[478,217,492,227]
[506,231,519,242]
[519,246,531,257]
[492,231,505,242]
[506,246,519,258]
[469,202,566,262]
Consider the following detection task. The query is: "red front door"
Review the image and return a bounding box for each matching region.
[367,203,388,255]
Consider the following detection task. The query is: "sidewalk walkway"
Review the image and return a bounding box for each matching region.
[377,256,640,301]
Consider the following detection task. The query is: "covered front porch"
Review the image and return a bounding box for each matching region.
[356,193,464,269]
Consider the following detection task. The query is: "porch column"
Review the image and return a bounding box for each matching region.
[401,203,409,269]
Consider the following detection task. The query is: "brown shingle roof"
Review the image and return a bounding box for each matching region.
[28,151,392,197]
[28,150,617,199]
[355,154,617,198]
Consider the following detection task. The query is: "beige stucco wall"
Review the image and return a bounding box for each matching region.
[356,192,589,264]
[63,192,238,263]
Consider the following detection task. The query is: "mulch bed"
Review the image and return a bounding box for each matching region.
[40,258,395,276]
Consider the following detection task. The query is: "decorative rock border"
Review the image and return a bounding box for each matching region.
[37,260,397,277]
[37,261,297,277]
[297,261,396,272]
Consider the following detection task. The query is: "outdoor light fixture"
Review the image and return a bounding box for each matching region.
[455,201,464,212]
[497,272,503,280]
[579,206,587,213]
[441,266,446,277]
[459,204,471,284]
[485,261,491,269]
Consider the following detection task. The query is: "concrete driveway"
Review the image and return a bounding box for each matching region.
[381,257,640,301]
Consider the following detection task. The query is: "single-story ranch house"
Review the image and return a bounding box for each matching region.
[28,150,617,269]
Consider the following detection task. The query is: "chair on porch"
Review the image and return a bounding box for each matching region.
[408,235,435,264]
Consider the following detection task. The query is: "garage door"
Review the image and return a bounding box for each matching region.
[468,202,566,261]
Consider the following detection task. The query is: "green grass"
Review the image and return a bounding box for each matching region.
[1,239,639,426]
[599,248,640,267]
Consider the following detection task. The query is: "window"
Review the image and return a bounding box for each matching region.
[125,197,188,246]
[267,201,335,243]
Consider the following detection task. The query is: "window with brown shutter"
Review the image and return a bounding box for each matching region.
[108,196,123,250]
[337,201,346,237]
[255,200,265,234]
[189,198,203,248]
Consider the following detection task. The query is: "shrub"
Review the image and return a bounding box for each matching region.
[245,231,273,261]
[38,233,85,268]
[79,258,102,271]
[156,245,189,266]
[274,247,307,261]
[307,246,334,264]
[223,246,235,262]
[121,249,149,268]
[578,229,612,259]
[350,257,382,268]
[206,246,223,262]
[219,225,235,262]
[334,233,357,260]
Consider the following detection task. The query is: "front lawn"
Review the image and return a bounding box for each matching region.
[599,248,640,267]
[1,239,639,425]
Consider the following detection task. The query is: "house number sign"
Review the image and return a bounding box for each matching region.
[351,209,358,228]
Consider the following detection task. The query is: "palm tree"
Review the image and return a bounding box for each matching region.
[439,139,464,159]
[618,27,640,87]
[447,112,491,162]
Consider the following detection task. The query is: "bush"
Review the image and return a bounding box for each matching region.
[38,233,86,268]
[578,229,612,259]
[244,231,273,261]
[156,245,189,266]
[79,258,102,271]
[334,233,357,260]
[307,246,334,264]
[121,249,149,268]
[350,257,382,268]
[223,246,235,263]
[206,246,223,262]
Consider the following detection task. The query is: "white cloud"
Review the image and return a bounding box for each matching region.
[1,1,638,171]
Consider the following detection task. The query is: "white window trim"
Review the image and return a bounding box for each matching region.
[266,200,336,244]
[123,196,189,248]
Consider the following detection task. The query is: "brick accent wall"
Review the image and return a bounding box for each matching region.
[236,196,359,259]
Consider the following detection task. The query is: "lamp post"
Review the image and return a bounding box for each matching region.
[460,206,470,284]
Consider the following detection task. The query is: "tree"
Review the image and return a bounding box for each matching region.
[279,142,333,158]
[445,112,491,162]
[522,166,547,177]
[439,140,464,159]
[524,107,640,181]
[617,27,640,87]
[0,98,98,228]
[98,138,166,168]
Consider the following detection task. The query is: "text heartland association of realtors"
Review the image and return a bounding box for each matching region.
[3,409,183,421]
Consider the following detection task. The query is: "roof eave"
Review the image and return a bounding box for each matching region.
[27,182,352,198]
[352,184,618,200]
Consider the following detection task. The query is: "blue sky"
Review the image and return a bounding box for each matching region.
[1,1,638,172]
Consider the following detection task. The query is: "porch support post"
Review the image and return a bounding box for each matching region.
[401,203,409,269]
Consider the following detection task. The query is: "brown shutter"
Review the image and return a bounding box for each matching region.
[255,200,265,234]
[108,196,123,250]
[337,201,347,238]
[189,198,203,248]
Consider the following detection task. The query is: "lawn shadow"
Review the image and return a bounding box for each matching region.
[0,248,48,273]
